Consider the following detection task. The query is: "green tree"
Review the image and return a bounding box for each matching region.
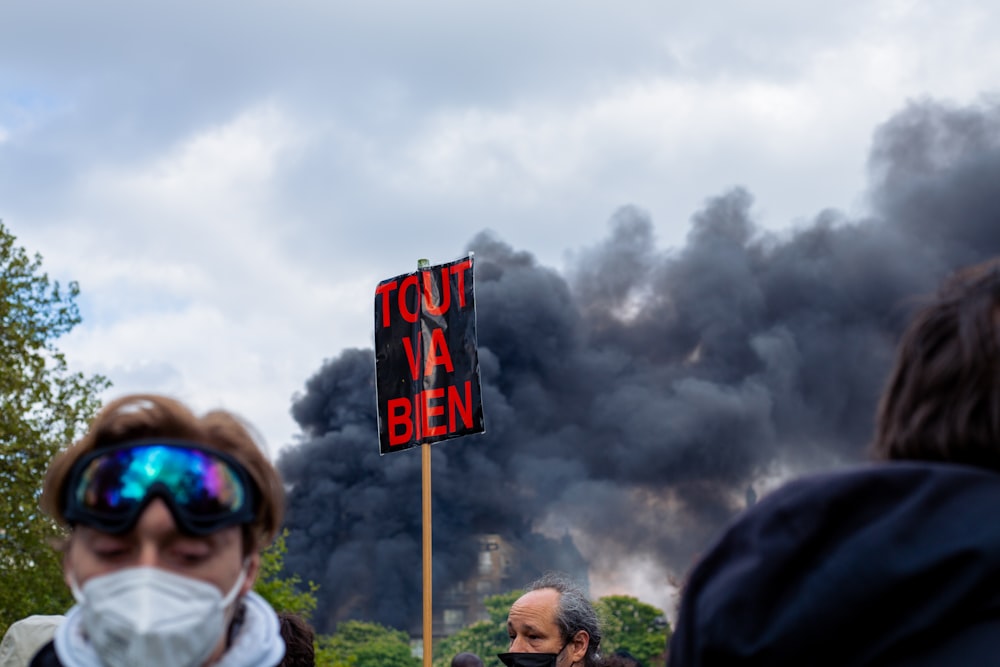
[432,590,522,667]
[316,620,419,667]
[595,595,671,667]
[0,221,110,634]
[254,529,319,620]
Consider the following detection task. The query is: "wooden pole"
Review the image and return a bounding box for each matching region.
[417,258,433,667]
[422,441,433,667]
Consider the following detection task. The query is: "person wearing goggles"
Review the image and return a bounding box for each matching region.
[500,573,601,667]
[31,393,287,667]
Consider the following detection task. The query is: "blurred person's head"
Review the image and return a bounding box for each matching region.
[278,612,316,667]
[873,258,1000,469]
[451,652,484,667]
[603,649,645,667]
[40,393,286,667]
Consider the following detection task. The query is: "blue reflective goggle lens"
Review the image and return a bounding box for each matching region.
[63,440,257,536]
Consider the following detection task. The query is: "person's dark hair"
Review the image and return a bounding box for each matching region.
[450,652,485,667]
[527,572,602,667]
[603,649,645,667]
[872,258,1000,469]
[278,612,316,667]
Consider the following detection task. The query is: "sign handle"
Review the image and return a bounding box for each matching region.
[422,440,432,667]
[417,258,433,667]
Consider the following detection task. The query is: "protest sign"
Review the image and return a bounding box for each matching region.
[374,255,484,454]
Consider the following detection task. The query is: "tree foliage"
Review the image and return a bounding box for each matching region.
[316,620,419,667]
[0,221,109,634]
[432,590,522,667]
[253,536,414,667]
[254,529,319,620]
[595,595,671,667]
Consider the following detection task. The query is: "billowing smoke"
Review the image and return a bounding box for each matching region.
[277,98,1000,632]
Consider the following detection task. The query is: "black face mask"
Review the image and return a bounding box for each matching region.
[498,643,567,667]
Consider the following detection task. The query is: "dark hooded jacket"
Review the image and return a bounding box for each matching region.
[668,461,1000,666]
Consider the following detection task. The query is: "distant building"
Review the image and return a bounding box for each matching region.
[433,532,589,637]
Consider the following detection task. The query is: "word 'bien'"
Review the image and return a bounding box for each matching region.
[386,380,475,445]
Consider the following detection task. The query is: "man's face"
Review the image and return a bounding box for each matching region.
[64,497,257,602]
[506,588,590,667]
[507,588,565,655]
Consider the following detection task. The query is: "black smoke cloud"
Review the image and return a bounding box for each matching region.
[277,98,1000,632]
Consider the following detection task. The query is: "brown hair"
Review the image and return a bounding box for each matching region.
[278,612,316,667]
[41,393,285,552]
[872,258,1000,469]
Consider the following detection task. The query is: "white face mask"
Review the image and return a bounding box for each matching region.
[70,566,246,667]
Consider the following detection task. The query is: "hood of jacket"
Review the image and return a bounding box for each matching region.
[669,461,1000,666]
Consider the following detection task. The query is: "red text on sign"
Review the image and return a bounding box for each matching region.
[375,259,474,328]
[387,380,475,446]
[402,329,456,380]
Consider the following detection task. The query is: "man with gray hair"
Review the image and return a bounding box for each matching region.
[500,572,601,667]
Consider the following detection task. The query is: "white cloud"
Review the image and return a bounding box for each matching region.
[24,102,377,451]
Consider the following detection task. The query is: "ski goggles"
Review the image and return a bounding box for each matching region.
[62,440,257,536]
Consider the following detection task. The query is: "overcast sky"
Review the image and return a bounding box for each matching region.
[3,0,998,460]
